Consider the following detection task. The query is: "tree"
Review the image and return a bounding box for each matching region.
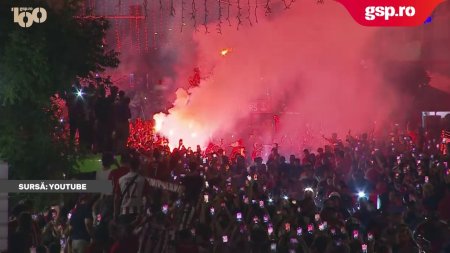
[0,0,119,179]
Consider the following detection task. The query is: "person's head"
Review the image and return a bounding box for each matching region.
[102,152,115,169]
[326,243,350,253]
[11,203,27,218]
[332,133,338,140]
[98,85,106,98]
[326,176,334,186]
[118,90,125,99]
[376,244,393,253]
[120,150,133,167]
[17,212,32,233]
[303,149,310,156]
[178,229,193,243]
[397,224,414,244]
[77,194,90,205]
[422,183,434,198]
[110,86,118,97]
[48,242,61,253]
[362,133,368,140]
[19,199,34,213]
[130,153,140,172]
[289,155,296,163]
[311,235,330,253]
[36,245,47,253]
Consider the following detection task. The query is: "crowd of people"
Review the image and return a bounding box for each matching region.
[66,82,132,154]
[7,126,450,253]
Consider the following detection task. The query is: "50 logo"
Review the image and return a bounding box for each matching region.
[11,7,47,28]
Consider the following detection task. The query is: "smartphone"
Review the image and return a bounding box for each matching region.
[162,204,168,214]
[353,230,359,239]
[268,226,273,235]
[259,200,264,208]
[210,207,215,215]
[319,223,325,231]
[236,212,242,221]
[297,227,302,236]
[222,235,228,243]
[204,194,209,203]
[307,224,313,233]
[270,243,276,251]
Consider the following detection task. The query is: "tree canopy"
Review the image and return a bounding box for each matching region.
[0,0,119,179]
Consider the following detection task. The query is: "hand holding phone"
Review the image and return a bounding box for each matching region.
[307,224,313,233]
[362,244,368,253]
[368,232,373,241]
[297,227,302,236]
[268,226,273,235]
[236,212,242,221]
[353,230,359,239]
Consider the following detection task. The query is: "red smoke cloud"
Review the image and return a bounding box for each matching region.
[154,1,400,153]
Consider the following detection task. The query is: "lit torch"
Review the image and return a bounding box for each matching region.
[220,48,231,56]
[153,113,165,132]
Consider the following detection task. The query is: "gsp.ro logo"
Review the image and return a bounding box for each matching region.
[11,7,47,28]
